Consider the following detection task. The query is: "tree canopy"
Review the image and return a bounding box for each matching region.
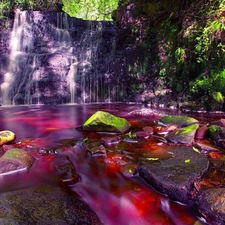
[62,0,119,21]
[0,0,119,21]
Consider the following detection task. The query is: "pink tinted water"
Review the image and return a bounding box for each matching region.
[0,103,202,225]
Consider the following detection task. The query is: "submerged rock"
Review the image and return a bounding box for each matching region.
[0,148,34,175]
[84,140,107,157]
[138,146,210,203]
[195,188,225,225]
[54,155,80,185]
[0,185,103,225]
[83,111,131,133]
[0,130,16,146]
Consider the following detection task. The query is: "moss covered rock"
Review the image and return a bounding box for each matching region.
[0,148,35,175]
[159,115,199,127]
[208,125,225,148]
[138,146,210,203]
[0,185,103,225]
[165,123,199,144]
[83,111,131,133]
[159,115,199,144]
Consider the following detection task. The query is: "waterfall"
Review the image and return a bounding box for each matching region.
[1,11,117,105]
[1,10,27,105]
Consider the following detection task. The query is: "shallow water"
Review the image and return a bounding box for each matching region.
[0,103,212,224]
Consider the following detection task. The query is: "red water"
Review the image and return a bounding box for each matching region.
[0,103,206,224]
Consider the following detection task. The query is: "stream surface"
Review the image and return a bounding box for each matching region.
[0,103,222,225]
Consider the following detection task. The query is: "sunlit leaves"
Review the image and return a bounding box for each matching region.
[175,47,186,63]
[62,0,119,21]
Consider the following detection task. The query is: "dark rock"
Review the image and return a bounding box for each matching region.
[142,126,154,135]
[195,125,208,140]
[120,163,137,177]
[210,119,225,127]
[84,140,107,157]
[83,111,131,133]
[101,135,122,146]
[138,146,210,203]
[195,188,225,225]
[208,125,225,148]
[193,142,220,153]
[54,155,80,185]
[0,185,103,225]
[135,131,150,139]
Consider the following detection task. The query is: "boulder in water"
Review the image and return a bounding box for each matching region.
[83,111,131,133]
[0,185,103,225]
[159,115,199,144]
[0,130,16,146]
[0,148,35,175]
[159,115,199,127]
[138,146,210,203]
[165,123,199,144]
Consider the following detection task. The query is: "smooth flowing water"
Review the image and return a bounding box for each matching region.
[0,103,206,225]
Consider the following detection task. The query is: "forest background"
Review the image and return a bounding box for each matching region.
[0,0,225,111]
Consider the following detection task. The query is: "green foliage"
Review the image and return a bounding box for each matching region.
[190,69,225,97]
[0,0,11,19]
[175,47,186,64]
[0,0,61,20]
[62,0,119,21]
[212,91,224,103]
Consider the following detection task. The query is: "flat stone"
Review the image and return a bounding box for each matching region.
[138,146,210,203]
[158,115,199,144]
[159,115,199,127]
[165,124,199,144]
[0,185,103,225]
[195,188,225,225]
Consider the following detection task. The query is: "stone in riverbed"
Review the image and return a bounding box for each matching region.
[159,115,199,144]
[138,146,210,203]
[159,115,199,127]
[208,125,225,148]
[0,148,34,175]
[165,123,199,144]
[195,188,225,225]
[0,130,16,146]
[83,111,131,133]
[0,185,103,225]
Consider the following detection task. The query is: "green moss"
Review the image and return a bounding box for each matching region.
[179,124,199,135]
[209,125,221,134]
[1,148,34,167]
[160,115,198,126]
[83,111,131,133]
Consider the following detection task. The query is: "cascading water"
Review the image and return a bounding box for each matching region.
[1,10,27,105]
[1,10,118,105]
